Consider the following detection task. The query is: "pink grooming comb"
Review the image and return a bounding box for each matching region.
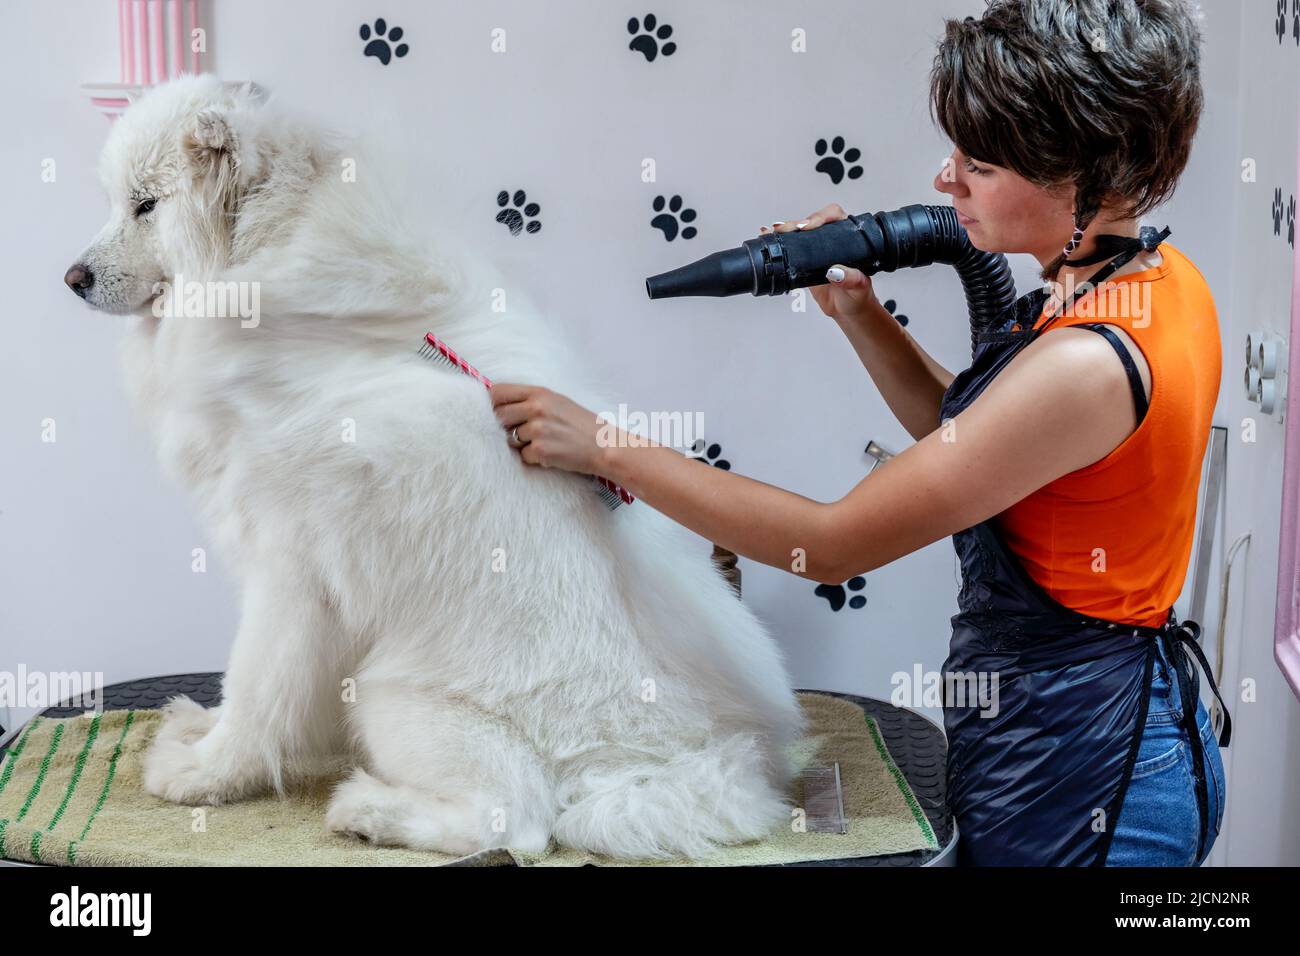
[417,332,635,510]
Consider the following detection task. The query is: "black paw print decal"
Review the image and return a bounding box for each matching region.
[1277,0,1289,42]
[882,298,908,327]
[688,439,729,470]
[496,190,541,236]
[815,576,866,612]
[628,14,676,62]
[1293,0,1299,44]
[651,194,697,241]
[360,18,409,65]
[1289,195,1297,247]
[1273,188,1285,235]
[814,136,863,185]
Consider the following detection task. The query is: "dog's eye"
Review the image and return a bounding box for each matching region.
[134,198,157,218]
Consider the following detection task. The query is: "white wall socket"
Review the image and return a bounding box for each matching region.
[1244,331,1288,421]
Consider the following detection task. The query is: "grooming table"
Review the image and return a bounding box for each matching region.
[0,675,955,867]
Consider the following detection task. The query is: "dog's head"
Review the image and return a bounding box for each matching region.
[64,75,268,313]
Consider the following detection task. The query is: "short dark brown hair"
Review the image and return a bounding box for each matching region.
[929,0,1205,280]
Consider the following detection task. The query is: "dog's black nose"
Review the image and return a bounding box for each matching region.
[64,264,94,298]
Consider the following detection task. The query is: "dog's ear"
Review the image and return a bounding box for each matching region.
[185,108,239,176]
[173,88,270,272]
[176,108,246,272]
[238,80,269,105]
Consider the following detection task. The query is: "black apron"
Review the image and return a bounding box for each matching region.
[939,227,1232,866]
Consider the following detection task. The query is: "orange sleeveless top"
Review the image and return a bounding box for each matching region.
[994,241,1222,628]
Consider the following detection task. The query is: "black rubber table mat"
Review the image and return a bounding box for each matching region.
[2,675,952,866]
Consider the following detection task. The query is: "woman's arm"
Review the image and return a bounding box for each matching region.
[808,326,1141,580]
[492,326,1139,585]
[760,206,955,442]
[835,298,957,442]
[596,439,843,583]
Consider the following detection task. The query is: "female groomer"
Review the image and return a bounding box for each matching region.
[490,0,1231,866]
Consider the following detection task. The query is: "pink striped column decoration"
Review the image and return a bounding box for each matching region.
[122,0,136,83]
[150,1,164,82]
[135,0,151,85]
[190,0,200,74]
[170,0,183,77]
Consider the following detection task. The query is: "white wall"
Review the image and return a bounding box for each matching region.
[0,0,1294,864]
[1208,0,1300,868]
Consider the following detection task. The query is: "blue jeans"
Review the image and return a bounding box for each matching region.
[1106,637,1227,866]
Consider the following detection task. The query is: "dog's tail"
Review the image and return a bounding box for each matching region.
[550,732,793,861]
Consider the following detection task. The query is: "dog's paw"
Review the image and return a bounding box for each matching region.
[325,768,486,856]
[155,695,219,746]
[324,768,405,845]
[141,736,244,806]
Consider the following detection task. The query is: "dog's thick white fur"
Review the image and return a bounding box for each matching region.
[67,75,806,860]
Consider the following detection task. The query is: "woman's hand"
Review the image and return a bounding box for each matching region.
[489,382,611,475]
[761,203,880,323]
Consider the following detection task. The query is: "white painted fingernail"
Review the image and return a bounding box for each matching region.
[796,221,809,229]
[773,221,785,226]
[826,267,845,282]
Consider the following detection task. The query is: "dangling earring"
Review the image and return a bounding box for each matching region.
[1062,217,1085,260]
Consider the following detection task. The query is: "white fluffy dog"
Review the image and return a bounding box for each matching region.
[64,75,806,860]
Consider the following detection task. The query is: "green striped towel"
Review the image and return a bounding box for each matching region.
[0,694,940,866]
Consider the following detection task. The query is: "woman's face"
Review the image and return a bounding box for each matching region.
[933,147,1074,266]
